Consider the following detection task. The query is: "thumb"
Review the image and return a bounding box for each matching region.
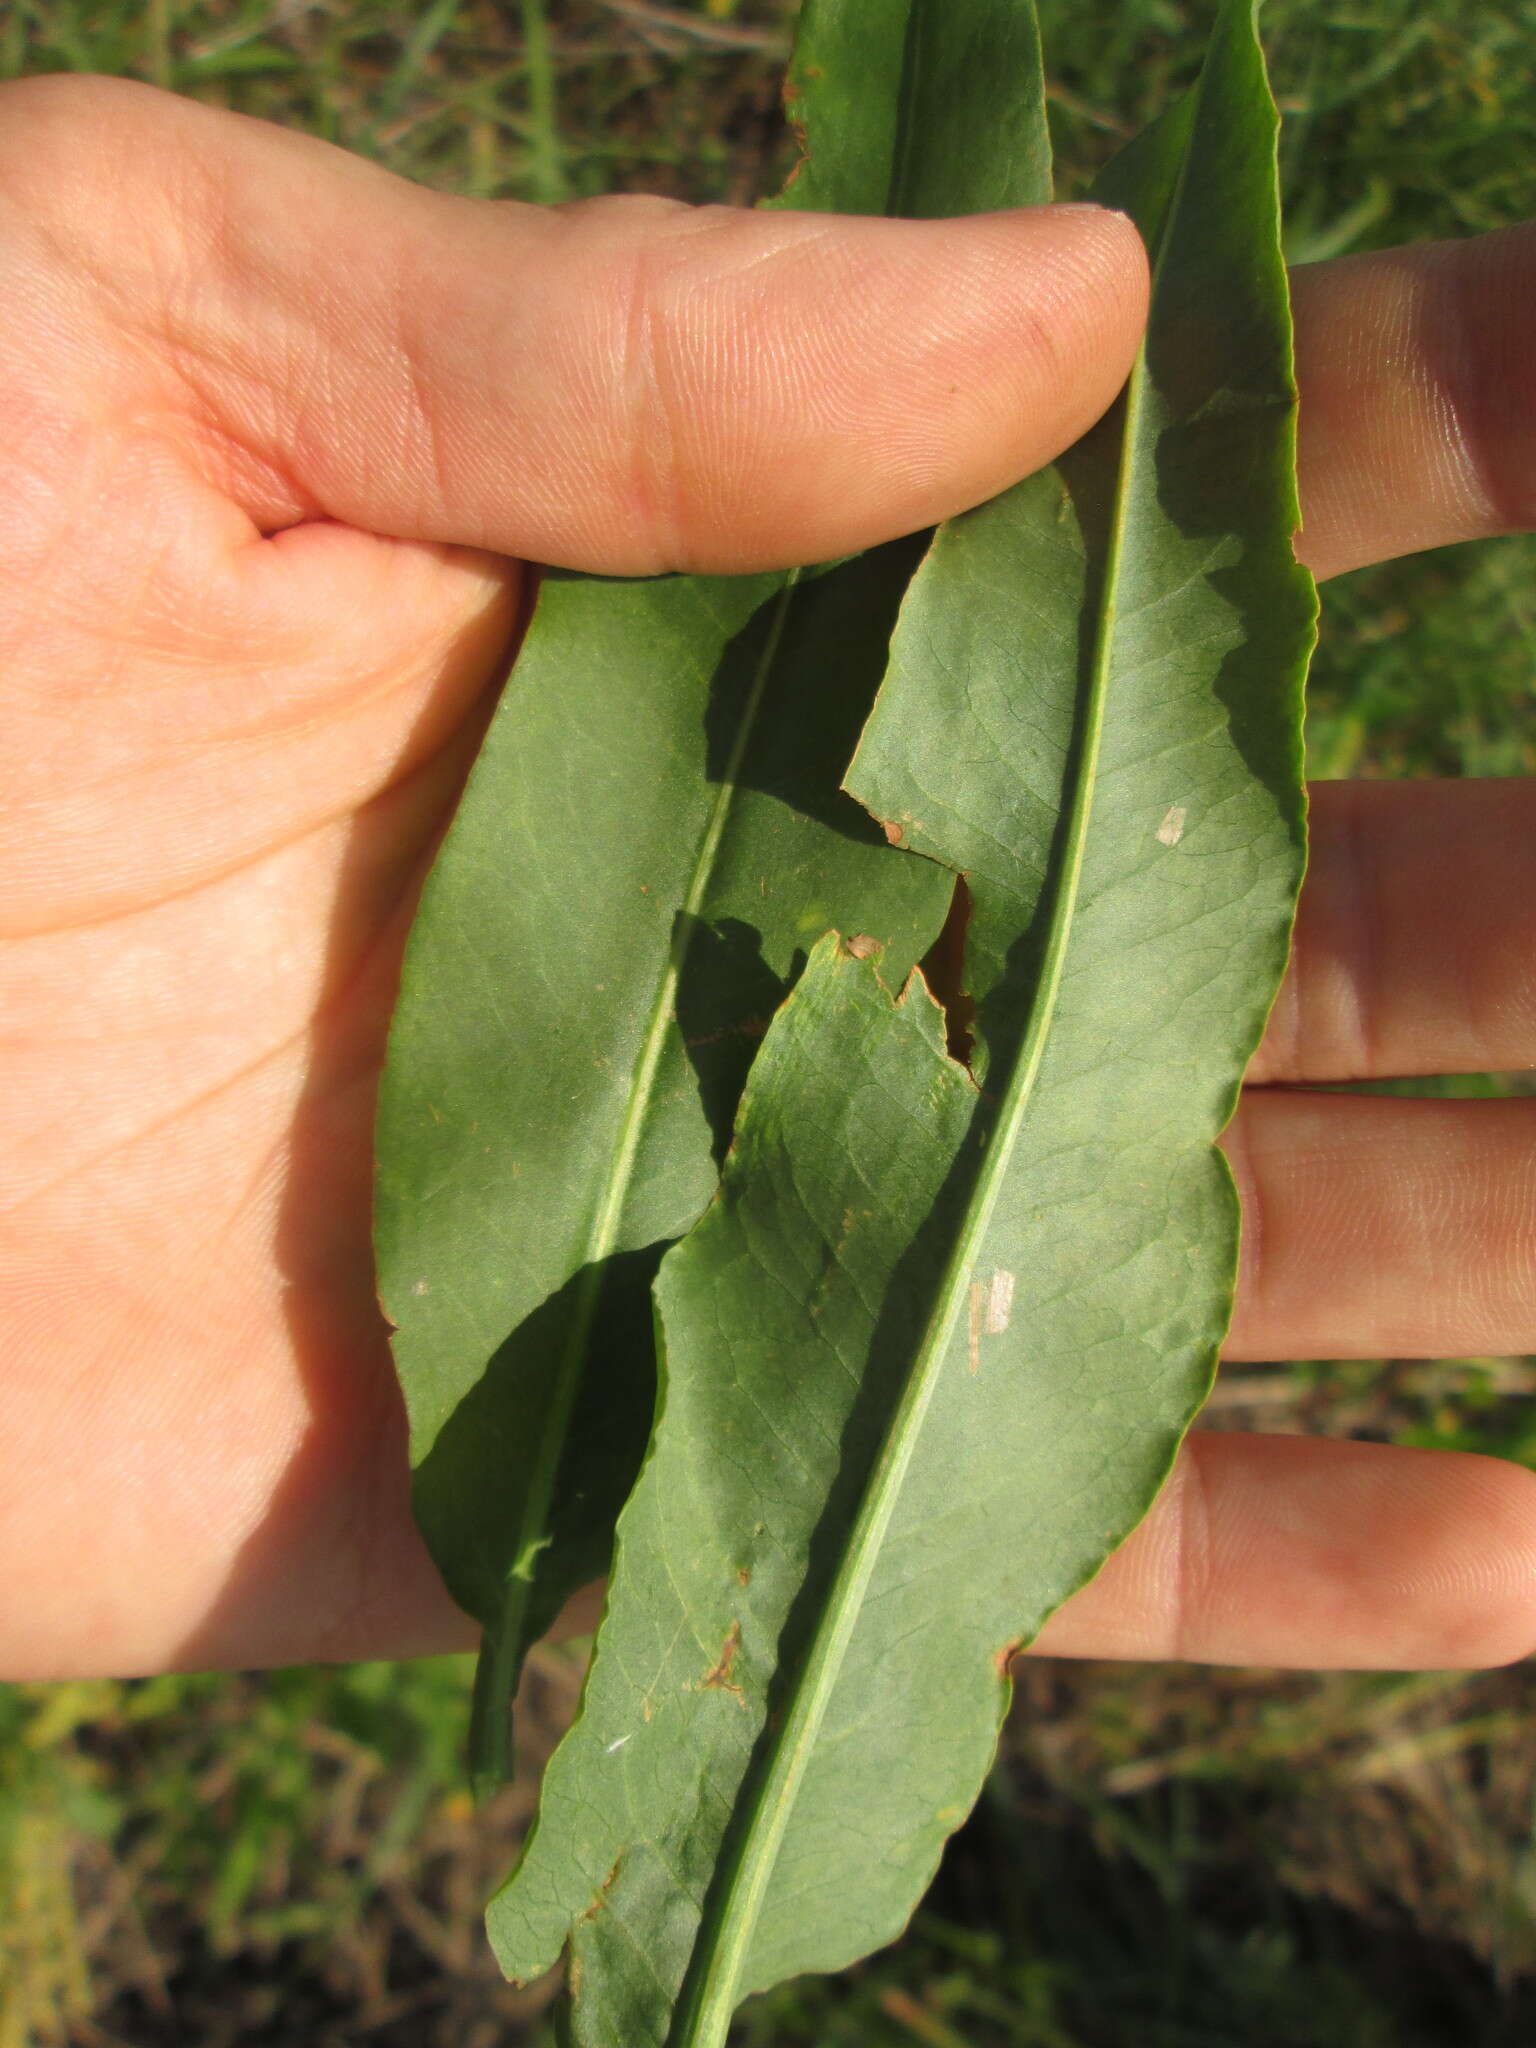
[10,74,1148,577]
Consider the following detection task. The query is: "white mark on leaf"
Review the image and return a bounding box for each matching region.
[1156,805,1187,848]
[967,1271,1014,1373]
[984,1269,1015,1334]
[412,1279,429,1297]
[605,1735,632,1756]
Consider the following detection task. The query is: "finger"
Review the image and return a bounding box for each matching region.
[1253,778,1536,1085]
[1222,1091,1536,1363]
[1032,1433,1536,1668]
[3,75,1148,577]
[1292,220,1536,580]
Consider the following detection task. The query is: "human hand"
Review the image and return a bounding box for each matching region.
[1,76,1531,1684]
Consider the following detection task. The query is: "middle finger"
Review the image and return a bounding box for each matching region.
[1223,1089,1536,1362]
[1253,777,1536,1086]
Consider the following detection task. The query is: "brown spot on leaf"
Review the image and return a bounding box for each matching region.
[844,933,881,961]
[703,1621,745,1704]
[579,1857,623,1923]
[737,1566,751,1588]
[881,818,905,847]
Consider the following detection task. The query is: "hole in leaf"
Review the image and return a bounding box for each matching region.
[919,873,975,1067]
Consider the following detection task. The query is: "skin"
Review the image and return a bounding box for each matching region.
[3,74,1534,1684]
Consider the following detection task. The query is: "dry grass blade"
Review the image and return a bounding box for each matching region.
[595,0,788,52]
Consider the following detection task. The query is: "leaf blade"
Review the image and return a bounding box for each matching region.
[776,0,1051,219]
[377,552,952,1784]
[375,0,1066,1783]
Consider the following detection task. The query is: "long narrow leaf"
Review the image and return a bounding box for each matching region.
[487,1,1315,2039]
[372,0,1043,1786]
[374,0,1073,1777]
[370,0,1056,1777]
[375,556,948,1787]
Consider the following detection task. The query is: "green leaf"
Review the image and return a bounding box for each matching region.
[375,556,949,1788]
[773,0,1051,220]
[491,935,977,2037]
[486,2,1315,2039]
[375,0,1060,1792]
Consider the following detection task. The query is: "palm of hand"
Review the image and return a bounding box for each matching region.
[2,180,519,1667]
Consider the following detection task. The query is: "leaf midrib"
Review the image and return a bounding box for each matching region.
[668,129,1197,2047]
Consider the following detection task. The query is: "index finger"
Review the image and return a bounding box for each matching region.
[1293,221,1536,581]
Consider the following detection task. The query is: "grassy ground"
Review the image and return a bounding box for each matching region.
[3,3,1535,2044]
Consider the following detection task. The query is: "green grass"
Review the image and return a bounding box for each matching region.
[2,3,1534,2043]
